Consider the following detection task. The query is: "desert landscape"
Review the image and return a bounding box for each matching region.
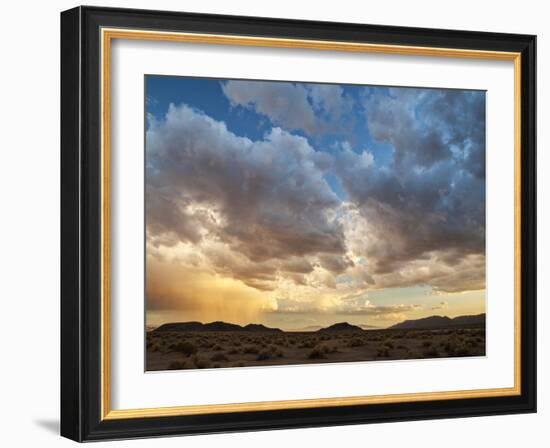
[146,314,485,371]
[144,78,487,373]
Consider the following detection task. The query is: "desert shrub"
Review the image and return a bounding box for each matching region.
[210,352,229,362]
[243,345,259,355]
[423,347,439,358]
[384,341,395,349]
[191,355,212,369]
[442,339,472,357]
[454,346,472,357]
[168,361,185,370]
[308,344,330,359]
[266,345,284,358]
[228,347,240,355]
[376,347,390,358]
[442,340,455,354]
[277,339,289,348]
[172,341,198,356]
[348,338,363,348]
[299,339,317,349]
[257,350,272,361]
[308,348,326,359]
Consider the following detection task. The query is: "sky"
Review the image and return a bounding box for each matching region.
[145,75,486,330]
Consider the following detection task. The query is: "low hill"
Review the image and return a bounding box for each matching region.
[243,323,283,333]
[318,322,364,333]
[390,313,486,330]
[153,321,282,333]
[451,314,487,326]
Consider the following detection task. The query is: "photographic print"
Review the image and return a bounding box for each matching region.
[61,8,536,440]
[145,76,486,371]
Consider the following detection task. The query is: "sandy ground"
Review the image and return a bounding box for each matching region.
[146,327,485,371]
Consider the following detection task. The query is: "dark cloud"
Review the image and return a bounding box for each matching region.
[318,254,354,274]
[145,191,215,246]
[332,88,486,291]
[281,258,315,274]
[146,85,486,297]
[146,104,347,288]
[337,158,484,276]
[365,87,486,176]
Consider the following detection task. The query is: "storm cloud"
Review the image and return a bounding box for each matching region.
[145,77,486,326]
[333,87,486,292]
[146,103,351,292]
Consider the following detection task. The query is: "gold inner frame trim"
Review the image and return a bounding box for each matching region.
[100,27,522,420]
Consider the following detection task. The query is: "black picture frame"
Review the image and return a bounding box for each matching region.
[61,5,536,442]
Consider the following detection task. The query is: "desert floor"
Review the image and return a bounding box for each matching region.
[146,327,485,371]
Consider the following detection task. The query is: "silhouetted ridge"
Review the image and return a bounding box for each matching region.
[153,321,282,333]
[390,313,486,330]
[451,314,486,326]
[152,314,485,334]
[318,322,364,332]
[243,323,283,333]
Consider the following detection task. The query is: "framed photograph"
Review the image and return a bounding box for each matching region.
[60,6,536,441]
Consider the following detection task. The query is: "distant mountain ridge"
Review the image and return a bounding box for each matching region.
[294,323,378,332]
[152,314,485,334]
[243,323,282,332]
[389,313,486,330]
[153,321,283,333]
[317,322,364,333]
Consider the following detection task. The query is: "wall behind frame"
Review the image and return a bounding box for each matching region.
[0,0,546,447]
